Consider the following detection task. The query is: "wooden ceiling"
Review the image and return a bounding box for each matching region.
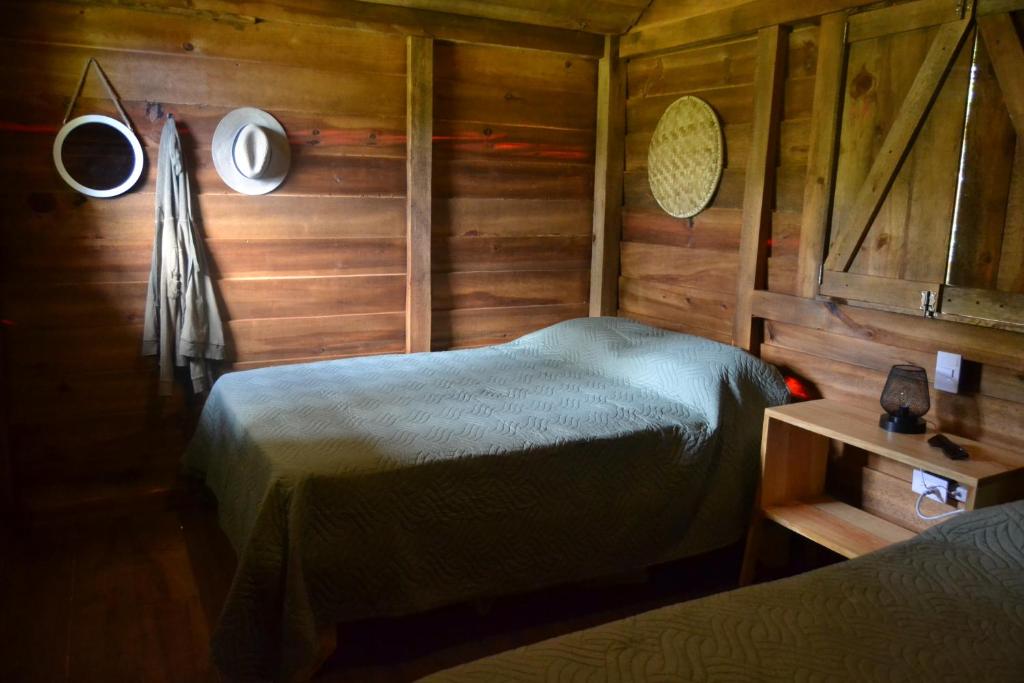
[355,0,653,34]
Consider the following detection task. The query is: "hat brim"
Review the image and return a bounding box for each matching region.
[212,108,291,195]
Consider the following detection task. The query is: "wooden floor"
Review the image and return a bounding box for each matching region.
[0,499,796,682]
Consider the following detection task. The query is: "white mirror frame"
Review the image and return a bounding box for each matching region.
[52,114,144,198]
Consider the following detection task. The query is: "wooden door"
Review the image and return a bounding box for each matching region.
[821,1,974,316]
[816,0,1024,332]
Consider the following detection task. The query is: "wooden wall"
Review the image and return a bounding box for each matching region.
[618,25,815,343]
[615,0,1024,528]
[431,41,594,349]
[0,1,596,519]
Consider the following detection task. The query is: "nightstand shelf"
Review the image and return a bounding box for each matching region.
[764,497,913,559]
[740,399,1024,584]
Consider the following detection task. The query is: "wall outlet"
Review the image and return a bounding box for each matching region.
[951,484,969,504]
[912,469,952,504]
[935,351,961,393]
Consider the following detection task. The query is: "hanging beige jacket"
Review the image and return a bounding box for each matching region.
[142,117,225,396]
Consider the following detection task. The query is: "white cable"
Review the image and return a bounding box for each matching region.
[916,486,966,521]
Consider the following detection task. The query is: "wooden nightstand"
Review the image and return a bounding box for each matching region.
[739,398,1024,584]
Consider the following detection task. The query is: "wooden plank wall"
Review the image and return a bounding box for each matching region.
[617,24,816,343]
[0,2,597,517]
[431,41,594,349]
[617,0,1024,528]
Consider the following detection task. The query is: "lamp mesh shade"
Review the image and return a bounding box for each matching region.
[879,364,930,417]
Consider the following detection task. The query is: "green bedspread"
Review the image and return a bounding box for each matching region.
[184,317,788,680]
[423,500,1024,682]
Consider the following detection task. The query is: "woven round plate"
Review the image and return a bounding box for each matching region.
[647,96,724,218]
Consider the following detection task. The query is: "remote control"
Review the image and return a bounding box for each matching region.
[928,434,969,460]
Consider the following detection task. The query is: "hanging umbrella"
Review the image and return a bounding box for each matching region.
[142,116,226,396]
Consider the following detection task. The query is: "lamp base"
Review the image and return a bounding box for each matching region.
[879,413,926,434]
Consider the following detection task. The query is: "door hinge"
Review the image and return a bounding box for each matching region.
[920,290,938,318]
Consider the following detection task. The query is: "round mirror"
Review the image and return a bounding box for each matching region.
[52,114,144,198]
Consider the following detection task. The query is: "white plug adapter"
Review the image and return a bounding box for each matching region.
[912,469,951,504]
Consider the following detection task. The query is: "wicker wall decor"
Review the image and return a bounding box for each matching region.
[647,96,724,218]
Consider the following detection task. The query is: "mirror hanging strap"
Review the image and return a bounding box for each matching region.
[62,58,134,130]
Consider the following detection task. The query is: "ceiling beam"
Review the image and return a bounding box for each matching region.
[57,0,605,57]
[621,0,881,59]
[351,0,650,34]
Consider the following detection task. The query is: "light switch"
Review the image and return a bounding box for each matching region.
[935,351,961,393]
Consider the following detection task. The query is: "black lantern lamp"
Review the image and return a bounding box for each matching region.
[879,364,930,434]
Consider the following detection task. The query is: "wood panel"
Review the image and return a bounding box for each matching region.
[23,0,606,57]
[218,275,407,320]
[760,343,1024,452]
[229,313,406,363]
[621,0,878,58]
[433,198,592,237]
[2,1,409,74]
[356,0,650,34]
[620,23,816,335]
[433,304,588,348]
[846,0,968,43]
[1,140,407,198]
[618,278,734,339]
[617,310,733,345]
[619,242,739,294]
[1,42,407,119]
[0,2,598,517]
[752,291,1024,373]
[978,12,1024,136]
[434,236,591,272]
[999,137,1024,293]
[434,270,589,310]
[431,40,596,349]
[764,318,1024,405]
[617,1,1024,544]
[948,21,1020,290]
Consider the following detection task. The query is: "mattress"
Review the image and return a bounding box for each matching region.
[183,317,789,680]
[422,499,1024,682]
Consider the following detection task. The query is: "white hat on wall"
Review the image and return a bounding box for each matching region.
[212,107,291,195]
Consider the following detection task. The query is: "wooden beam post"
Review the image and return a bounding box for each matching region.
[733,25,787,352]
[589,35,626,317]
[796,12,847,298]
[406,35,432,353]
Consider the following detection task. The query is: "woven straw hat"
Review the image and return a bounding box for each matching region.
[647,96,723,218]
[212,107,291,195]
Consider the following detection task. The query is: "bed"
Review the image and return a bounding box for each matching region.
[183,316,789,680]
[422,499,1024,682]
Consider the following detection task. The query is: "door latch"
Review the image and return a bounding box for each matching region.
[920,290,938,318]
